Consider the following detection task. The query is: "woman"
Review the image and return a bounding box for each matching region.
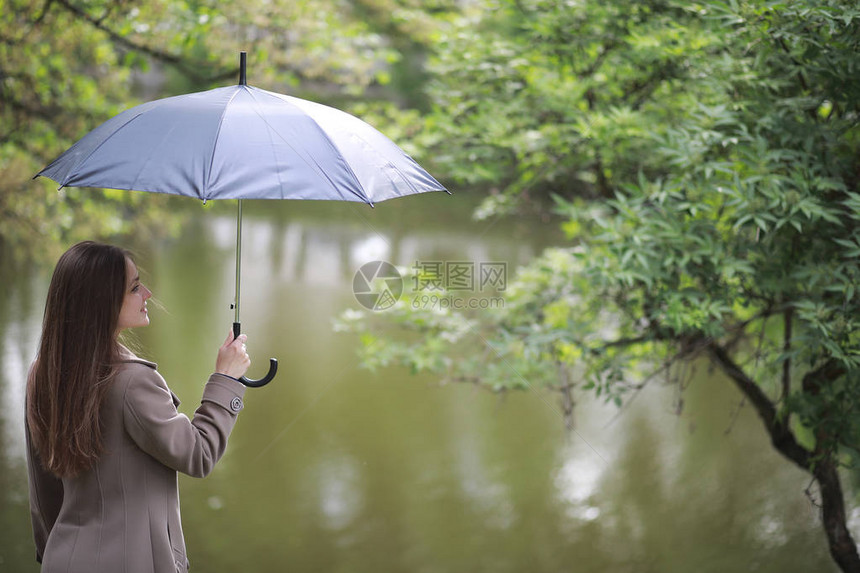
[26,241,251,572]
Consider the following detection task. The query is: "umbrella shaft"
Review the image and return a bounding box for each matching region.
[235,199,243,324]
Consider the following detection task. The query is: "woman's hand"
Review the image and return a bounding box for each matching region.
[215,331,251,380]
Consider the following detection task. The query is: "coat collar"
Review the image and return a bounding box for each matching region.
[117,344,157,369]
[119,357,158,370]
[116,348,175,405]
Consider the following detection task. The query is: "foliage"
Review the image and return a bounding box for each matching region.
[417,0,737,214]
[339,1,860,567]
[349,0,860,447]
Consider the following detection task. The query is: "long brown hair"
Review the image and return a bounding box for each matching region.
[27,241,130,478]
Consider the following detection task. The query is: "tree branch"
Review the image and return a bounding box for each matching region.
[34,0,55,24]
[721,304,777,352]
[576,40,619,78]
[815,460,860,571]
[782,306,792,400]
[775,36,810,92]
[557,361,575,431]
[802,359,846,396]
[53,0,230,84]
[601,334,652,349]
[706,341,812,470]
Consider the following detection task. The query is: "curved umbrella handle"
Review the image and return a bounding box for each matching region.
[240,358,278,388]
[233,322,278,388]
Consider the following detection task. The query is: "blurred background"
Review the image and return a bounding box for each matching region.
[0,196,845,572]
[2,1,858,571]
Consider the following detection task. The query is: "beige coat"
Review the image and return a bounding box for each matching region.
[26,358,247,573]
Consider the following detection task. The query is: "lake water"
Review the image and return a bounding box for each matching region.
[0,192,854,572]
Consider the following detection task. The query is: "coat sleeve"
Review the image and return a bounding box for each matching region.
[121,366,247,478]
[25,419,63,564]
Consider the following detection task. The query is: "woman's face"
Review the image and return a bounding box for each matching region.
[117,257,152,333]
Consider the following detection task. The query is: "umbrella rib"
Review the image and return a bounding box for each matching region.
[335,125,447,197]
[335,130,420,197]
[204,87,245,201]
[245,87,371,204]
[127,117,185,195]
[244,88,290,200]
[52,107,150,187]
[268,90,445,200]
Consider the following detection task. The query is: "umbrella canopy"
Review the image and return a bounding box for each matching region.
[37,84,445,205]
[36,53,449,387]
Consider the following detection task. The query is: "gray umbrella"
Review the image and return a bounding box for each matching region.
[36,52,449,387]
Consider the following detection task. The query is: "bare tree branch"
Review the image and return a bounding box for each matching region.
[706,340,812,470]
[815,460,860,571]
[782,306,793,400]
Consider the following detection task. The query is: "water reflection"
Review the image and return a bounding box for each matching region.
[209,213,538,288]
[314,453,364,532]
[554,448,604,522]
[1,269,45,461]
[454,428,516,531]
[0,198,850,572]
[0,259,50,571]
[2,321,33,461]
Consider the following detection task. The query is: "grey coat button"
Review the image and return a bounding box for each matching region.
[230,397,243,412]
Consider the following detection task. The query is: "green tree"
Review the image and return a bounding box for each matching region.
[338,0,860,570]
